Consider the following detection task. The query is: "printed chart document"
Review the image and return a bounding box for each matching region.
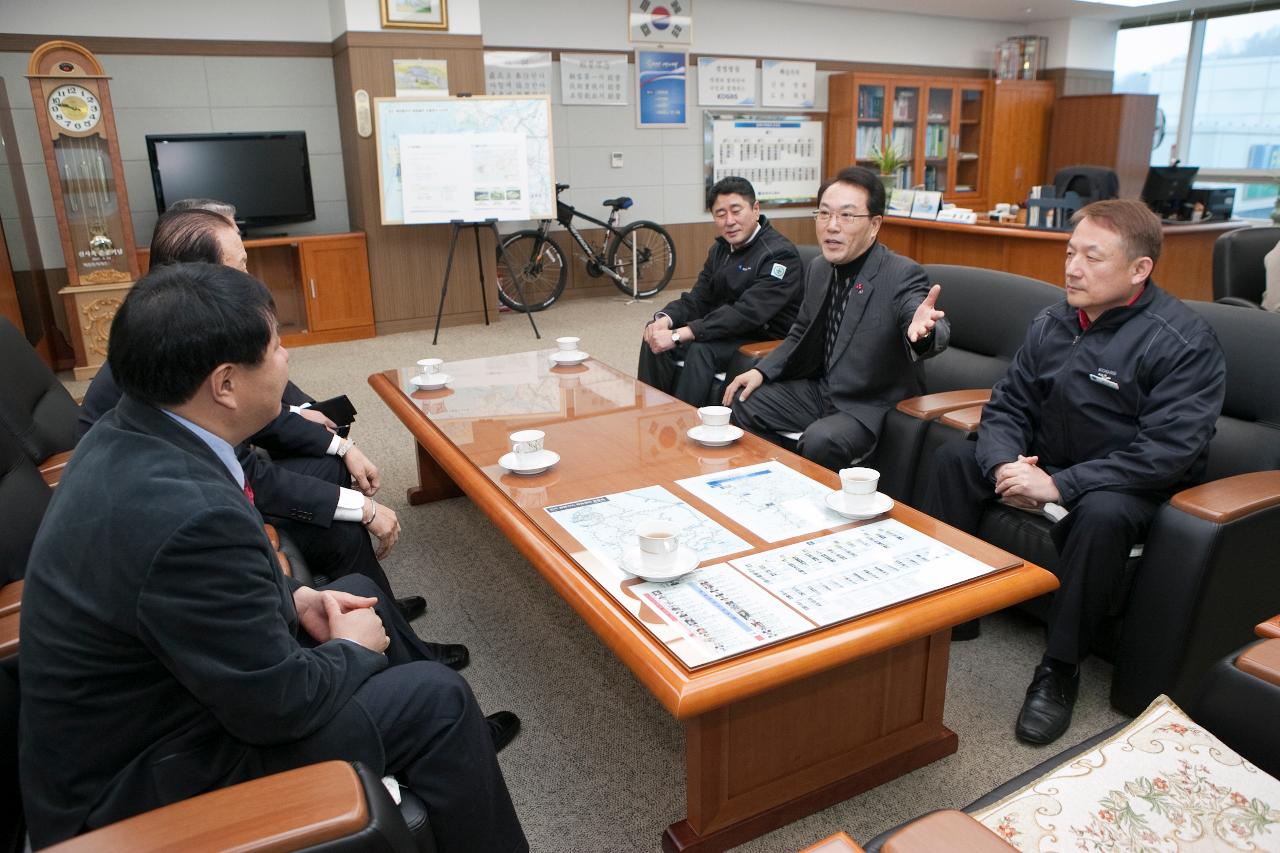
[400,131,530,223]
[545,485,749,570]
[731,519,1006,626]
[633,563,813,664]
[676,460,845,542]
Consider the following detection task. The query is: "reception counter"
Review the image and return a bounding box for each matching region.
[878,217,1245,302]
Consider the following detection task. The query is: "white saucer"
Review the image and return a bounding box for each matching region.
[550,350,589,365]
[498,449,560,475]
[687,424,743,447]
[824,490,894,520]
[621,545,701,583]
[411,372,452,390]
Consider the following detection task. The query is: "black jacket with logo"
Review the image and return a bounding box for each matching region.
[975,282,1225,506]
[657,214,803,341]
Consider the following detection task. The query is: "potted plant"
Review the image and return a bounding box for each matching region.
[869,144,906,192]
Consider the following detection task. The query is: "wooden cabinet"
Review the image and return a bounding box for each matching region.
[1046,94,1157,200]
[139,231,375,348]
[827,73,1053,211]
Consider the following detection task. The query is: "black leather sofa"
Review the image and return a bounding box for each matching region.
[876,274,1280,716]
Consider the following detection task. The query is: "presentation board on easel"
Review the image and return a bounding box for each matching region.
[374,96,556,225]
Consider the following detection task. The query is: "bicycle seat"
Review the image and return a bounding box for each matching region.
[602,196,633,210]
[555,183,570,193]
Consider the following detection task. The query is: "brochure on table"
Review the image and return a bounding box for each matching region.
[543,461,1013,669]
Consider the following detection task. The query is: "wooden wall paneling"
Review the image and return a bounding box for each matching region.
[1045,94,1157,199]
[985,80,1055,208]
[0,222,21,332]
[331,33,495,334]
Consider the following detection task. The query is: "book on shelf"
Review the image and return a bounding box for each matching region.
[856,125,882,159]
[890,127,914,155]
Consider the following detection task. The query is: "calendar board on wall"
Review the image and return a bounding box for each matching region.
[703,112,824,208]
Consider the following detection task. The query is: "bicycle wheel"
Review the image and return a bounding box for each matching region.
[495,230,567,312]
[605,221,676,298]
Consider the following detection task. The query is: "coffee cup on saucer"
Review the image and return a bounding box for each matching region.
[838,466,880,512]
[510,429,546,466]
[556,336,581,353]
[696,405,732,437]
[416,357,444,374]
[636,520,679,568]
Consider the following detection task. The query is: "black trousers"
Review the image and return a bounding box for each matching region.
[267,453,397,600]
[637,338,759,406]
[730,377,875,472]
[922,439,1162,665]
[278,575,528,853]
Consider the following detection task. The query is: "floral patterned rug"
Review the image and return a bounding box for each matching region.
[970,695,1280,851]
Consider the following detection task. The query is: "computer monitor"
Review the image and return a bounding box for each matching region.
[1141,165,1199,219]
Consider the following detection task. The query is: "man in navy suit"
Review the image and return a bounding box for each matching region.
[723,166,948,470]
[21,263,526,851]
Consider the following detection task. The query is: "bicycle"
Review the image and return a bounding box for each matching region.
[495,183,676,312]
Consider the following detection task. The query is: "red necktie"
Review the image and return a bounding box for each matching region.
[243,478,255,505]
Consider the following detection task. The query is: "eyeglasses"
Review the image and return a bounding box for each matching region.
[813,210,875,225]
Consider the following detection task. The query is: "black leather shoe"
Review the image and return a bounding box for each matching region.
[951,618,981,641]
[394,595,427,622]
[1015,663,1079,745]
[422,641,469,671]
[486,711,521,753]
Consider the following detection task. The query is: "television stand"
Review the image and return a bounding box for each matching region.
[139,231,376,348]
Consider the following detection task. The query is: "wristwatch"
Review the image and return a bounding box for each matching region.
[671,330,682,344]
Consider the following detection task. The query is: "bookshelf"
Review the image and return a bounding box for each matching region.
[828,73,1053,211]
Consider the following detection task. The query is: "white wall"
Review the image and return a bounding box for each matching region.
[481,0,1013,69]
[3,0,337,41]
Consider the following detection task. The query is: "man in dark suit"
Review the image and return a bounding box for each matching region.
[723,166,948,470]
[637,176,803,405]
[77,208,428,624]
[20,263,526,851]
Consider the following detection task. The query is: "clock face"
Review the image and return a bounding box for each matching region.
[48,83,102,132]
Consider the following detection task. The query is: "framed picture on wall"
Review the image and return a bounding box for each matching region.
[636,50,688,127]
[628,0,692,44]
[381,0,448,30]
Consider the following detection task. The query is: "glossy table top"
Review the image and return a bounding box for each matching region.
[372,351,1057,717]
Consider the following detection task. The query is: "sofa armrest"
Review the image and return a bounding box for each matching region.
[799,831,866,853]
[45,761,376,852]
[1257,616,1280,639]
[263,523,293,578]
[39,450,73,488]
[0,611,17,661]
[938,404,985,434]
[0,581,20,617]
[882,810,1010,853]
[896,390,991,421]
[1236,639,1280,687]
[1169,470,1280,524]
[738,339,781,360]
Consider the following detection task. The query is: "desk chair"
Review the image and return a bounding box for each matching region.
[0,319,79,473]
[1051,165,1118,204]
[1212,225,1280,308]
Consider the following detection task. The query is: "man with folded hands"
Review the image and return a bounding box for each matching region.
[77,206,430,626]
[922,199,1226,746]
[20,262,526,851]
[639,176,803,405]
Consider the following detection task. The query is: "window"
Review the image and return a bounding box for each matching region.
[1117,8,1280,221]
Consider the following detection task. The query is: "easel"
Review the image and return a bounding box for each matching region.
[431,219,540,345]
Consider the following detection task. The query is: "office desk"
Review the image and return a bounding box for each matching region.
[879,217,1245,301]
[370,353,1057,853]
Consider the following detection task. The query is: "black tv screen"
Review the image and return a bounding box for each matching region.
[145,131,315,229]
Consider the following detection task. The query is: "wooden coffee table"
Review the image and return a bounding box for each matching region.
[370,352,1057,853]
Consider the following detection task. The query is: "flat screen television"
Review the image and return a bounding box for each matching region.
[145,131,315,230]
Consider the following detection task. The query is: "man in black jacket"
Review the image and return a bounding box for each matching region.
[21,263,525,850]
[922,199,1226,745]
[638,177,803,405]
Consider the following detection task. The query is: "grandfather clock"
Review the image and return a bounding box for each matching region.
[27,40,139,379]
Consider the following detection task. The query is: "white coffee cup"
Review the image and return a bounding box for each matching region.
[556,336,580,352]
[417,357,444,375]
[697,405,732,434]
[636,520,680,566]
[510,429,546,464]
[839,466,880,510]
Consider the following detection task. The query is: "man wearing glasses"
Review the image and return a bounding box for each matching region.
[722,166,948,470]
[639,176,804,405]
